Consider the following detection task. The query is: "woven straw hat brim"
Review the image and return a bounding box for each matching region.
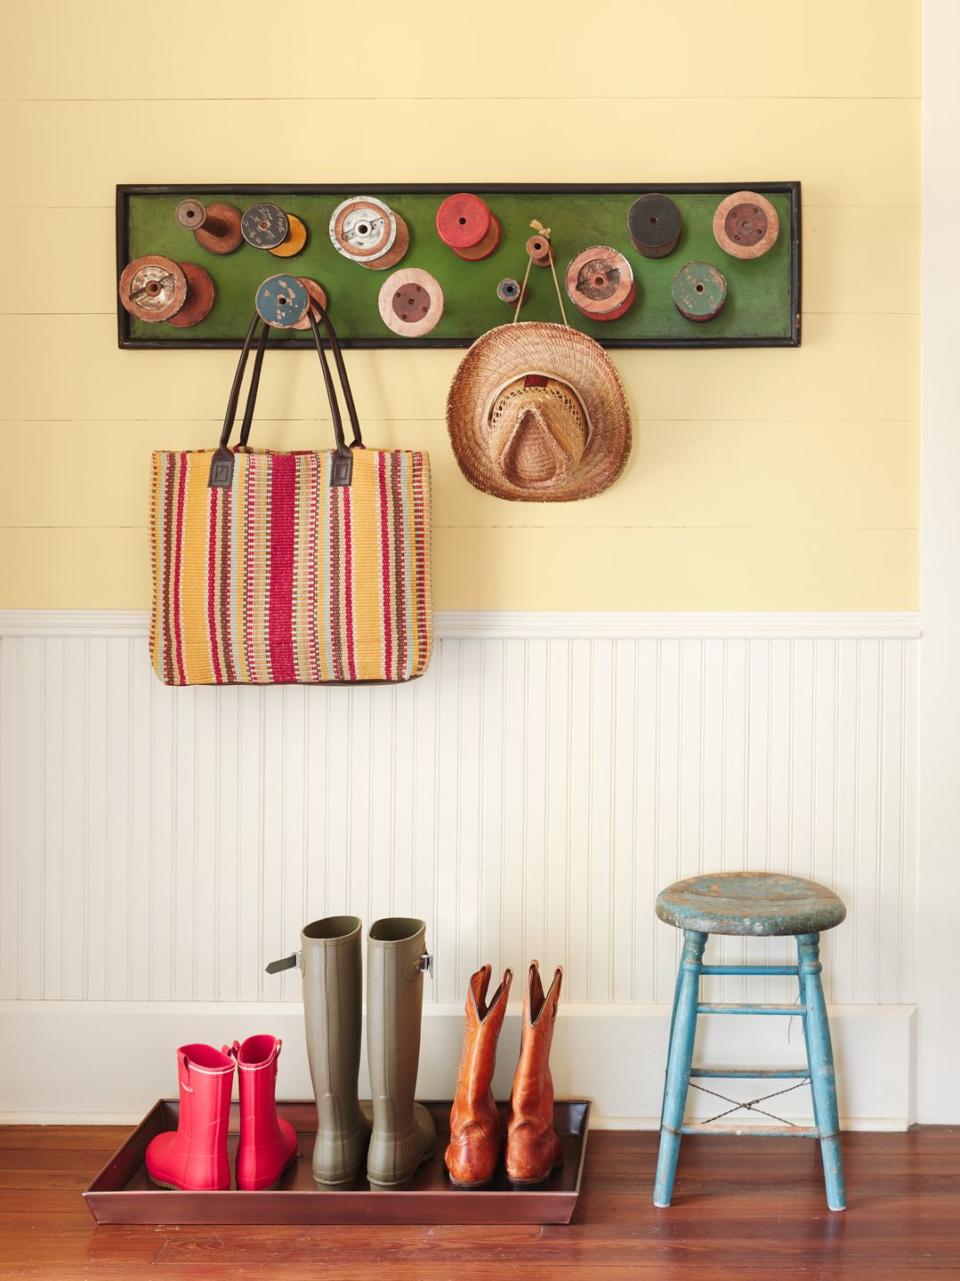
[447,322,632,501]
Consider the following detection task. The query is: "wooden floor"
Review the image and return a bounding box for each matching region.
[1,1125,958,1279]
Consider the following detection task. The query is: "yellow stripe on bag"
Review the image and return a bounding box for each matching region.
[349,449,385,681]
[181,455,215,685]
[149,453,165,678]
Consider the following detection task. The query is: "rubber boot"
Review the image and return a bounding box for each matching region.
[445,964,513,1189]
[145,1043,234,1191]
[300,916,371,1186]
[365,917,436,1188]
[231,1035,299,1191]
[505,962,564,1187]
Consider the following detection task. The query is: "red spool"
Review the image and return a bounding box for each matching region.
[452,213,501,261]
[436,192,492,250]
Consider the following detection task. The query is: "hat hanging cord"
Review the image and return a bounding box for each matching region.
[511,220,570,328]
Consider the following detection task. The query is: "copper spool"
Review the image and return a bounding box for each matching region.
[175,199,243,255]
[526,234,552,267]
[291,278,330,330]
[167,262,216,328]
[118,254,188,323]
[269,213,309,259]
[565,246,635,319]
[588,279,636,322]
[712,190,780,260]
[452,214,500,262]
[377,267,444,337]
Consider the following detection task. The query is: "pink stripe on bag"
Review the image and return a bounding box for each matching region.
[342,484,358,682]
[268,455,296,682]
[390,452,407,681]
[206,487,223,684]
[378,452,393,680]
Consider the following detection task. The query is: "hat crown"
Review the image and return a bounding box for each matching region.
[487,374,587,489]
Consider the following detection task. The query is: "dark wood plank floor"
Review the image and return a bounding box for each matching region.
[1,1125,958,1280]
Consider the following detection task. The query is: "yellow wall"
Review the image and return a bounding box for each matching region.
[0,0,919,610]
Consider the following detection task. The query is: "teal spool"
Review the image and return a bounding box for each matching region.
[672,260,727,322]
[255,275,309,329]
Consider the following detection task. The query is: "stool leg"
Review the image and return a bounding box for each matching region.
[653,929,706,1207]
[797,932,845,1211]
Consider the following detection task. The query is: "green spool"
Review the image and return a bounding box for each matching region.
[672,261,727,323]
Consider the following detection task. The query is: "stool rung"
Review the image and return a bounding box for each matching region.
[699,965,798,976]
[690,1067,810,1080]
[697,1002,804,1016]
[680,1125,818,1139]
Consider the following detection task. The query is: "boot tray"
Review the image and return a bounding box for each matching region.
[83,1099,590,1225]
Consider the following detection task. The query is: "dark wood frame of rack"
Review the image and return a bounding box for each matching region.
[116,182,801,351]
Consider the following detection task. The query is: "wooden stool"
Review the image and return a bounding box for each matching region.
[653,872,847,1212]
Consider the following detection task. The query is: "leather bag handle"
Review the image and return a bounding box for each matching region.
[307,297,363,450]
[210,302,363,490]
[237,300,364,451]
[217,312,263,451]
[236,320,270,449]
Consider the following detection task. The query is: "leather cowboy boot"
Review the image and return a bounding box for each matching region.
[231,1035,299,1191]
[365,918,436,1188]
[445,965,513,1189]
[267,916,371,1186]
[505,962,564,1187]
[146,1044,235,1191]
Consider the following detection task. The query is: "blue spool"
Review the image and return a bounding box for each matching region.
[255,275,309,329]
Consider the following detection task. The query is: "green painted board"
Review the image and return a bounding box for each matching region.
[117,184,800,349]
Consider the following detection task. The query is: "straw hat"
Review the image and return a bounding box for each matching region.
[447,322,631,501]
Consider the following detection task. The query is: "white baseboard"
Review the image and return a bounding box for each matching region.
[0,1001,915,1130]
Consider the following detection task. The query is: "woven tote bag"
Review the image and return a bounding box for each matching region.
[149,308,432,686]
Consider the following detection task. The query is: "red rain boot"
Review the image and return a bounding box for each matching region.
[232,1035,299,1191]
[146,1043,235,1191]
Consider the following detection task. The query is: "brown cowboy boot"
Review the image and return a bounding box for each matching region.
[505,961,564,1186]
[444,965,513,1189]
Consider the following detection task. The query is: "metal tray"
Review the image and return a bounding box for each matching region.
[83,1098,590,1225]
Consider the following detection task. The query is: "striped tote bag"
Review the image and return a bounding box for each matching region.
[149,309,432,685]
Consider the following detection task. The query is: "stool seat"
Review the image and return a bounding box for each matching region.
[655,872,846,937]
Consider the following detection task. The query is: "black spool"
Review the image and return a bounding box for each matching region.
[627,193,682,259]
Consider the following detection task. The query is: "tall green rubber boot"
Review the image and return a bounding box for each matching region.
[300,916,371,1187]
[365,918,437,1188]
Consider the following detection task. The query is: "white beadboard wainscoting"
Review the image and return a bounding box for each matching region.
[0,610,919,1126]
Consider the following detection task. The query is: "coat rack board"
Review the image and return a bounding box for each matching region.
[116,183,801,350]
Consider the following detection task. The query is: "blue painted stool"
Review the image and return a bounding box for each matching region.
[653,872,847,1212]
